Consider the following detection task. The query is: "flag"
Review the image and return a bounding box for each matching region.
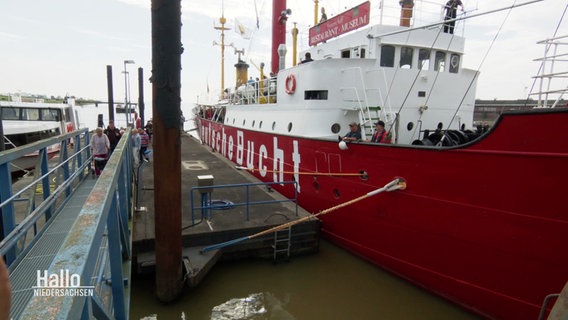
[234,18,252,40]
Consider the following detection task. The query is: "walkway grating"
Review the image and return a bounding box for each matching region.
[8,178,97,319]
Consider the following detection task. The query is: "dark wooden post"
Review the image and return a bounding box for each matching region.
[138,67,145,127]
[151,0,183,302]
[106,65,115,123]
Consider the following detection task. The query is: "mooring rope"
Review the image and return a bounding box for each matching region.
[200,177,407,253]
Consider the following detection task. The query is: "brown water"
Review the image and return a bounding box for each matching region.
[130,240,481,319]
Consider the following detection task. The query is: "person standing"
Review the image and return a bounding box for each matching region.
[300,52,314,64]
[90,128,110,177]
[139,128,150,162]
[370,121,391,144]
[320,7,327,24]
[104,120,121,154]
[342,122,362,142]
[443,0,464,34]
[145,120,153,140]
[131,129,141,167]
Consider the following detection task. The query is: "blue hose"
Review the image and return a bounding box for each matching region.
[208,199,234,210]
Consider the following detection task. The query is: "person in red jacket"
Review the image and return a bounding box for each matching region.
[370,121,391,144]
[138,128,150,162]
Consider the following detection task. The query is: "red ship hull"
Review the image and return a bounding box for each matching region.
[197,108,568,319]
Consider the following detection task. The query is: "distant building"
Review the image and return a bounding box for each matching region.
[474,99,567,125]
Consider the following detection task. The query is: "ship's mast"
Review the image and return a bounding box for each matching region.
[214,1,231,94]
[314,0,319,26]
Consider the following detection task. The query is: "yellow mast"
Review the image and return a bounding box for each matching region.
[292,22,298,66]
[314,0,319,26]
[214,3,231,95]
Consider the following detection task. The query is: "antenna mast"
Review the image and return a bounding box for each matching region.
[214,0,231,94]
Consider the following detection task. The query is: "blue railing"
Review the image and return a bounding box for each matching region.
[0,129,134,319]
[189,180,298,225]
[0,129,91,263]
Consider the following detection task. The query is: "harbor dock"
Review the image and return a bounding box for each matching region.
[132,132,321,287]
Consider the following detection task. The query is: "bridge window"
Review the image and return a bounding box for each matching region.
[449,54,460,74]
[2,107,20,120]
[419,49,430,70]
[380,45,395,67]
[41,109,60,121]
[400,47,413,69]
[64,107,72,122]
[435,51,446,72]
[304,90,328,100]
[341,50,350,58]
[22,108,39,121]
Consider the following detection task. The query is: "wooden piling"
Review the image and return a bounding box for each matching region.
[138,67,145,127]
[151,0,183,302]
[106,65,115,122]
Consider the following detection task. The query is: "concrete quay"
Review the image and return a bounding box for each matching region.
[132,132,321,287]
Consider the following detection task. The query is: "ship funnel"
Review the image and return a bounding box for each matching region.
[399,0,414,27]
[278,44,287,71]
[271,0,289,74]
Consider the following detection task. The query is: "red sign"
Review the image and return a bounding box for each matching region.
[309,1,371,46]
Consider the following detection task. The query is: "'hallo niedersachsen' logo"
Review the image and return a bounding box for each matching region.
[33,269,94,297]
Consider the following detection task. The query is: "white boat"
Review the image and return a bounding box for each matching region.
[1,95,80,172]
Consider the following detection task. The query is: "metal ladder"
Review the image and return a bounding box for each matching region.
[273,226,291,262]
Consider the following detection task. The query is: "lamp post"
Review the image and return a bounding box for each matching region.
[123,59,135,125]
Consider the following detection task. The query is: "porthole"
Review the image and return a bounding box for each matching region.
[243,119,246,126]
[437,122,443,130]
[333,188,340,199]
[259,121,263,128]
[252,120,255,128]
[331,123,341,134]
[232,118,235,124]
[287,122,293,132]
[313,180,320,191]
[272,121,276,131]
[359,171,368,181]
[407,122,414,131]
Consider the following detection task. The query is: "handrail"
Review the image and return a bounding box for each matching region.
[0,129,90,264]
[189,180,298,225]
[18,130,133,319]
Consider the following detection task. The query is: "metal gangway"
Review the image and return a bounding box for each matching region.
[0,128,134,319]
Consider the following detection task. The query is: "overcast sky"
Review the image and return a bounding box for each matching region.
[1,0,566,116]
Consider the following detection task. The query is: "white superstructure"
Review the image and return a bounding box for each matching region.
[219,23,477,145]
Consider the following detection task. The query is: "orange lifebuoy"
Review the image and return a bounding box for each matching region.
[285,74,296,94]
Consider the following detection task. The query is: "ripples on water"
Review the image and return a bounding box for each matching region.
[130,241,480,320]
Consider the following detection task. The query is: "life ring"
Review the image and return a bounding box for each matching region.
[285,74,296,94]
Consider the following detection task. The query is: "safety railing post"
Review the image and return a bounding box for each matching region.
[294,181,298,217]
[0,163,16,264]
[246,184,250,221]
[106,194,127,320]
[190,190,196,225]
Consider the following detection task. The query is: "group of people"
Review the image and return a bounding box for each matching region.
[317,2,464,35]
[89,118,153,177]
[342,120,392,144]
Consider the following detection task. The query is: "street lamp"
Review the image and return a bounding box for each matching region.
[123,59,135,125]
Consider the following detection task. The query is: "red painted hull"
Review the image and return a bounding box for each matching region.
[197,108,568,319]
